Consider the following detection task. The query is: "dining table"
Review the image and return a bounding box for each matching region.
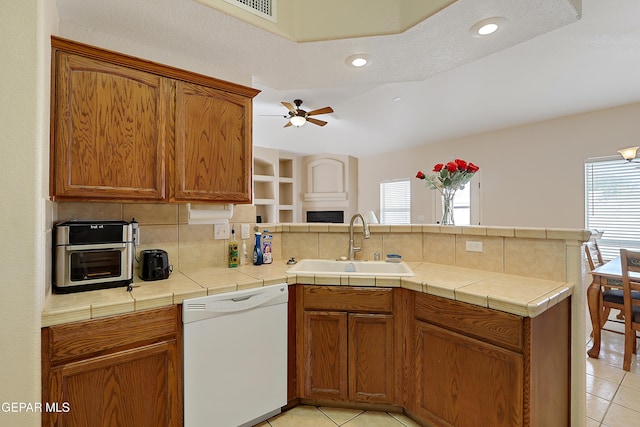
[587,255,640,358]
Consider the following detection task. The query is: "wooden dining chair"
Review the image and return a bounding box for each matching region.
[585,241,624,326]
[621,249,640,371]
[585,240,604,271]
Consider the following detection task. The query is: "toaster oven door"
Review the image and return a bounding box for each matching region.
[55,243,133,289]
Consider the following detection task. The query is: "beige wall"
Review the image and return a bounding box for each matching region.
[0,1,56,425]
[359,102,640,228]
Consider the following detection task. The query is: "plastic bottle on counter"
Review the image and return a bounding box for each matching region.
[228,226,238,268]
[253,232,263,265]
[241,240,248,266]
[262,230,272,264]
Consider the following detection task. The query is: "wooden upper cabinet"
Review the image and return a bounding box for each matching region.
[173,81,252,203]
[50,36,259,203]
[52,52,170,201]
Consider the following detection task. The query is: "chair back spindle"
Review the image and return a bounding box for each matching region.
[585,241,604,271]
[620,249,640,371]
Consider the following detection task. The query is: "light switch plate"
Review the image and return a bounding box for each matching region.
[214,223,229,240]
[465,240,483,252]
[241,223,250,240]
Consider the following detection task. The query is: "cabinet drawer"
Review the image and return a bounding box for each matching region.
[414,293,523,352]
[44,306,179,365]
[303,286,393,313]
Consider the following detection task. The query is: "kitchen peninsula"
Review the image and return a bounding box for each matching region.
[42,224,589,426]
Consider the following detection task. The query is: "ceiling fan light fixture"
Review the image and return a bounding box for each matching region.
[618,146,639,161]
[290,115,306,127]
[470,17,507,37]
[346,54,369,68]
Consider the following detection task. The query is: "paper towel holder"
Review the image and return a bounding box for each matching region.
[187,203,234,225]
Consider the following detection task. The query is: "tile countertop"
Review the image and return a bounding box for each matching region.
[42,261,572,327]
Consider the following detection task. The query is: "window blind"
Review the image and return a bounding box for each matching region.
[380,179,411,224]
[453,185,471,226]
[585,157,640,260]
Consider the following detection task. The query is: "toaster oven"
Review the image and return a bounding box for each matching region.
[53,220,134,293]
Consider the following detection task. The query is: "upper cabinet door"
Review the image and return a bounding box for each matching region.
[52,52,170,201]
[173,81,252,203]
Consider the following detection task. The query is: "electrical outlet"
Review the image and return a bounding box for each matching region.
[241,223,250,240]
[465,241,483,252]
[214,223,229,240]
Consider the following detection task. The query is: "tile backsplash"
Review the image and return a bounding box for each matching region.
[55,202,259,273]
[53,204,589,284]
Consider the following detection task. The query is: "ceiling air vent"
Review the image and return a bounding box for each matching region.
[224,0,276,23]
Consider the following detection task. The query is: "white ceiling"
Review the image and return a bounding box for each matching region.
[56,0,640,158]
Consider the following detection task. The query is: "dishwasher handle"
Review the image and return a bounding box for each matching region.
[208,291,277,313]
[183,284,288,322]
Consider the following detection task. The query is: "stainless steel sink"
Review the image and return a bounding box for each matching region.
[286,259,414,277]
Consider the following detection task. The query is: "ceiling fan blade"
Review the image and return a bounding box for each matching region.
[281,101,296,114]
[283,121,292,128]
[307,106,334,116]
[307,117,328,127]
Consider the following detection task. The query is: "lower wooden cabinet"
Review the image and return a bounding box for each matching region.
[42,285,570,427]
[348,313,395,403]
[302,310,348,400]
[41,306,182,427]
[414,320,523,426]
[293,286,571,426]
[297,286,400,405]
[409,293,570,427]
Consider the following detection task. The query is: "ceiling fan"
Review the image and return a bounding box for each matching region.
[280,99,334,128]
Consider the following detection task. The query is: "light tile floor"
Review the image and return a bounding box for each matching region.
[256,405,422,427]
[258,314,640,427]
[586,314,640,427]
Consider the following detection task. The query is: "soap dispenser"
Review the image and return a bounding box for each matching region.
[228,225,238,268]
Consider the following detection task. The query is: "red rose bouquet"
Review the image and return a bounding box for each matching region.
[416,159,479,225]
[416,159,479,193]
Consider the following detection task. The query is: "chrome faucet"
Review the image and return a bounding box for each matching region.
[348,213,371,260]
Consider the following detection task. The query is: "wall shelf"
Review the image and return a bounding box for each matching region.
[254,148,298,223]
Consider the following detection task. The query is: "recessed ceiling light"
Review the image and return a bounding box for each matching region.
[470,17,507,37]
[478,23,498,35]
[352,58,367,67]
[345,54,370,68]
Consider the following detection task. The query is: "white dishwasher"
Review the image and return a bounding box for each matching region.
[182,283,288,427]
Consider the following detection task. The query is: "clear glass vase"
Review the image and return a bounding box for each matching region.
[440,188,456,225]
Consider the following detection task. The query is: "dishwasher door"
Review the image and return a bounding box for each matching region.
[183,283,288,427]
